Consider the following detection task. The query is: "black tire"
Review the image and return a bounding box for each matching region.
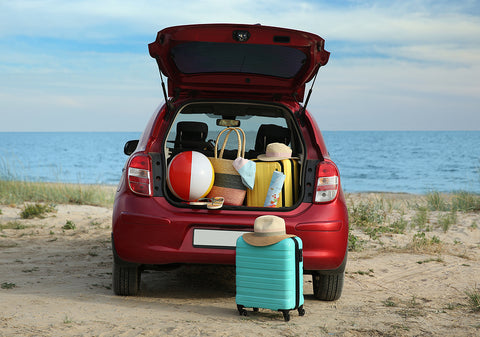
[312,271,344,301]
[112,261,141,296]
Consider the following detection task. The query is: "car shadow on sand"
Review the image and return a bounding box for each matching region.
[138,264,237,299]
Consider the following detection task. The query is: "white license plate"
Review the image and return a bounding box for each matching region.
[193,229,248,249]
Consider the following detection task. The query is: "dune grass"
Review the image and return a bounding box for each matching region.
[2,179,479,213]
[465,286,480,312]
[0,179,116,207]
[347,191,480,252]
[425,191,480,212]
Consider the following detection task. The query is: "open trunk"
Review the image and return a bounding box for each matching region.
[160,101,306,209]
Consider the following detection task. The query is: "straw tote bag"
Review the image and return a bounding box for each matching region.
[207,127,246,206]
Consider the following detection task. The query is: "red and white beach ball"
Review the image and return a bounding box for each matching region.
[167,151,214,201]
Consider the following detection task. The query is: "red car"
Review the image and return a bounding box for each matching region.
[112,24,348,301]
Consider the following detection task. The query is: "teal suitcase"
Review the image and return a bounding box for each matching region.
[235,236,305,321]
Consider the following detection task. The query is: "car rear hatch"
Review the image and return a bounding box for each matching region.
[148,24,330,101]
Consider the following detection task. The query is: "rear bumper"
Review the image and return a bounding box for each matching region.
[112,192,348,272]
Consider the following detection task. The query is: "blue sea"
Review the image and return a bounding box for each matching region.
[0,131,479,194]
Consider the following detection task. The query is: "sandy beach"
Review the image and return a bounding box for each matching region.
[1,193,479,336]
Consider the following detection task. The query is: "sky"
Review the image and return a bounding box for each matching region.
[1,0,479,132]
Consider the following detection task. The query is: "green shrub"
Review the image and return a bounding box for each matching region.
[62,220,76,230]
[0,220,26,230]
[20,203,55,219]
[409,232,443,253]
[1,282,16,289]
[349,200,386,228]
[389,216,408,234]
[348,233,364,252]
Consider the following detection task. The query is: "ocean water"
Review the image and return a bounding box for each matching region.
[0,131,479,194]
[0,132,141,186]
[323,131,480,193]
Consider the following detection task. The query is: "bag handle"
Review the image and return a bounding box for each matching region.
[214,127,245,159]
[220,127,246,159]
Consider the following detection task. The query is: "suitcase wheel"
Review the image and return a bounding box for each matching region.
[298,305,305,316]
[281,310,290,322]
[237,304,248,317]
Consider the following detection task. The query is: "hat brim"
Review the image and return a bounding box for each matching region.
[257,154,299,162]
[242,233,295,246]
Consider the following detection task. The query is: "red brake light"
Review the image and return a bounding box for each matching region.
[127,154,152,196]
[315,161,339,203]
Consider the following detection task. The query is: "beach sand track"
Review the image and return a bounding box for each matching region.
[0,196,479,336]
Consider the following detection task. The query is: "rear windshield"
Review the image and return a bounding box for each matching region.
[171,42,307,78]
[166,113,288,154]
[163,102,300,162]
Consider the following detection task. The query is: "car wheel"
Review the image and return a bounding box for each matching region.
[112,261,141,296]
[312,271,344,301]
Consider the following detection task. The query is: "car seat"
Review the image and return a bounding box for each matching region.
[245,124,291,158]
[171,121,212,156]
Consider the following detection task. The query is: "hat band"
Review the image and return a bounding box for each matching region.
[253,230,286,237]
[266,151,291,158]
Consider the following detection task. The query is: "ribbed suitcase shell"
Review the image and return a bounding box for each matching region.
[235,236,304,315]
[246,159,299,207]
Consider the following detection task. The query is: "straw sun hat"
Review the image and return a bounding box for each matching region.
[242,215,294,246]
[257,142,298,161]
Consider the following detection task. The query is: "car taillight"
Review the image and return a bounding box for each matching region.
[127,154,152,196]
[315,161,339,203]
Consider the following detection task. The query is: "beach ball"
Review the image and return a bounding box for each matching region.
[167,151,214,201]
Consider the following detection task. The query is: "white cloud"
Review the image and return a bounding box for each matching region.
[309,57,480,130]
[0,0,479,131]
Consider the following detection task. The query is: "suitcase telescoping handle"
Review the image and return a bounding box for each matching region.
[297,248,303,262]
[292,237,302,310]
